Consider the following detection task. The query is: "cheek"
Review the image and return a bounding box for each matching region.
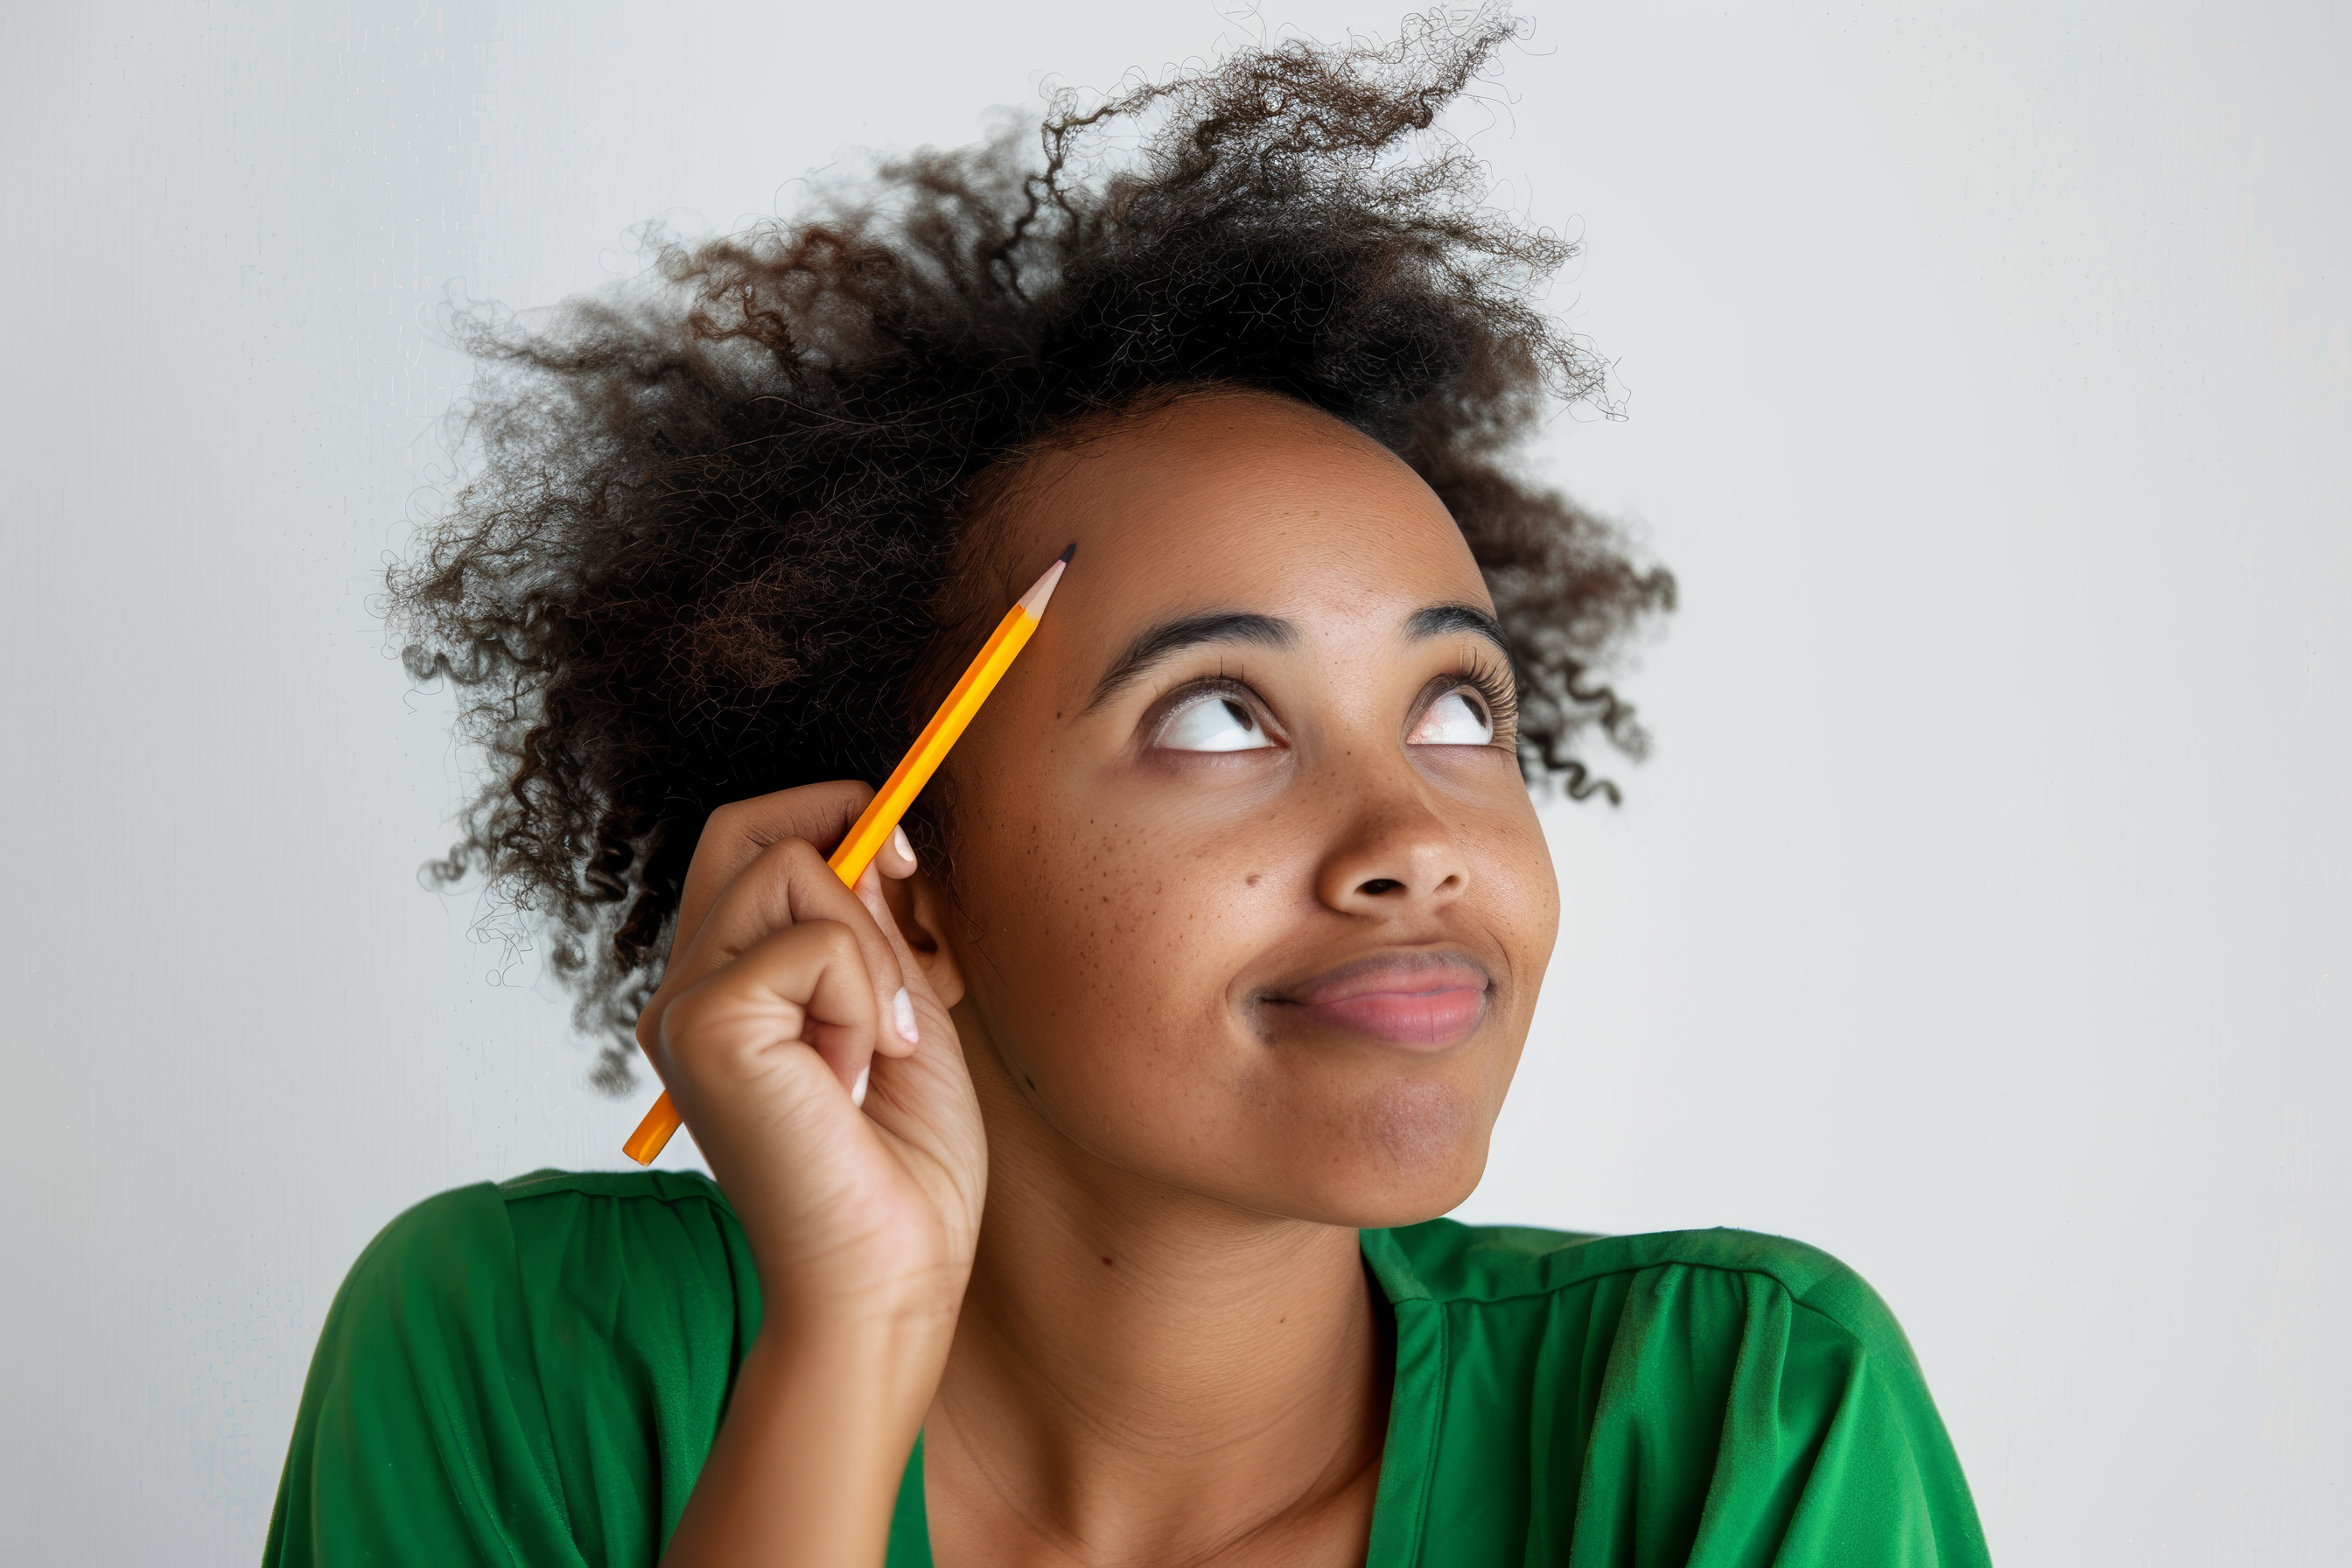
[954,794,1283,1079]
[1476,810,1562,1000]
[945,757,1551,1220]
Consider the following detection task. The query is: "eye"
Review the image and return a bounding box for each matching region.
[1407,687,1495,746]
[1156,690,1277,752]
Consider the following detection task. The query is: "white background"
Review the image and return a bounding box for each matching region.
[3,3,2344,1563]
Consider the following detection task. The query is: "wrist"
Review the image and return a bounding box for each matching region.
[749,1286,961,1417]
[662,1292,953,1567]
[749,1242,970,1340]
[757,1289,958,1365]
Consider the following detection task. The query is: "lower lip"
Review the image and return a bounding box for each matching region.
[1300,988,1486,1049]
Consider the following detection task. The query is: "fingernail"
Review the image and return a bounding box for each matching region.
[850,1067,871,1108]
[891,825,915,866]
[892,987,919,1045]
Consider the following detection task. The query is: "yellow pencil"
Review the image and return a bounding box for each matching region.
[622,545,1074,1165]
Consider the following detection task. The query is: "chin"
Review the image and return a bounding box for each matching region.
[1301,1078,1494,1229]
[1338,1175,1487,1230]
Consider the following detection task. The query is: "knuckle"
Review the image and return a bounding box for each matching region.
[773,835,826,869]
[701,800,746,845]
[796,920,874,989]
[757,839,830,898]
[808,918,864,962]
[654,985,708,1054]
[656,973,762,1066]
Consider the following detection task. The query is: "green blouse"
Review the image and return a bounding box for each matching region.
[263,1170,1988,1566]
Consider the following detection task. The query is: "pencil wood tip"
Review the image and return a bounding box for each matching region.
[1016,551,1072,618]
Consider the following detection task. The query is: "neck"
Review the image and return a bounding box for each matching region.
[924,1036,1391,1566]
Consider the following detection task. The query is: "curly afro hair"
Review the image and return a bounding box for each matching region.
[390,8,1676,1088]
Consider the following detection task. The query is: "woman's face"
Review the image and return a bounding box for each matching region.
[934,389,1559,1228]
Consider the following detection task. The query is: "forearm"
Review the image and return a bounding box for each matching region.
[660,1303,954,1567]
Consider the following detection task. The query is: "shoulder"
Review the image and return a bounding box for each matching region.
[332,1166,760,1372]
[389,1164,745,1240]
[1366,1219,1990,1566]
[1365,1216,1917,1363]
[266,1172,754,1567]
[333,1168,751,1324]
[487,1166,752,1278]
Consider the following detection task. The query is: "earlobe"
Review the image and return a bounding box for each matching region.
[900,872,968,1008]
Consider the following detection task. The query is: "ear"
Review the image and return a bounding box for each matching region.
[881,867,967,1009]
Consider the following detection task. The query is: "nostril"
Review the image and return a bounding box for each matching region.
[1358,878,1404,896]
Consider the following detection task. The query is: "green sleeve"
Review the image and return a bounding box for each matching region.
[262,1174,758,1568]
[1565,1250,1989,1568]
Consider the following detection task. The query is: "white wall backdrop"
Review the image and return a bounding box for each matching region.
[3,3,2343,1563]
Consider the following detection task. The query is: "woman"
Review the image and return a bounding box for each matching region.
[267,16,1989,1565]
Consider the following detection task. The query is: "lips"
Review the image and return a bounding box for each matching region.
[1275,952,1491,1050]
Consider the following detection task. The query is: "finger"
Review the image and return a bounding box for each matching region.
[850,863,925,1061]
[651,836,906,1060]
[874,823,918,881]
[656,919,879,1098]
[844,870,970,1139]
[673,781,877,956]
[852,857,963,1070]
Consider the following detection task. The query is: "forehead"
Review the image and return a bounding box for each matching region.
[993,392,1490,651]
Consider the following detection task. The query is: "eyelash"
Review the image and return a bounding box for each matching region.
[1148,654,1521,745]
[1448,650,1521,741]
[1153,674,1262,733]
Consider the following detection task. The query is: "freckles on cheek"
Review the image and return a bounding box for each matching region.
[1060,813,1217,954]
[1007,822,1175,1038]
[976,794,1272,1088]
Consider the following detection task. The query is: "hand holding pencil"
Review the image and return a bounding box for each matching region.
[625,546,1073,1164]
[616,545,1069,1396]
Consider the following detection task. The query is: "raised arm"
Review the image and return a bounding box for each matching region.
[641,782,984,1567]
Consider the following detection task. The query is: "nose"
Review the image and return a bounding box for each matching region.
[1312,776,1471,918]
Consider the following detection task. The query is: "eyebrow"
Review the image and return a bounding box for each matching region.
[1086,611,1297,710]
[1084,601,1516,712]
[1406,603,1515,661]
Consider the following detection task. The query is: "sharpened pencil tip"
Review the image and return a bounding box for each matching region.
[1015,549,1073,618]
